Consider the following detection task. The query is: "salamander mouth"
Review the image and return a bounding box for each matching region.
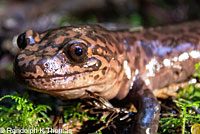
[20,74,76,79]
[22,76,105,100]
[16,69,103,80]
[26,80,92,91]
[18,73,104,92]
[25,83,88,100]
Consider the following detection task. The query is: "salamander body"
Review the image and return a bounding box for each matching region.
[14,21,200,134]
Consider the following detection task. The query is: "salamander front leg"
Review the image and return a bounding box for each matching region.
[128,79,160,134]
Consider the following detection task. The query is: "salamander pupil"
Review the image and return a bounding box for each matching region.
[75,46,83,56]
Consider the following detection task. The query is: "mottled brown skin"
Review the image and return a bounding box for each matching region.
[14,21,200,134]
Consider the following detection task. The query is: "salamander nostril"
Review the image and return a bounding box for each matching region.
[44,63,49,67]
[17,32,27,49]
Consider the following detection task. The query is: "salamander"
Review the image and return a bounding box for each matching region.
[14,21,200,134]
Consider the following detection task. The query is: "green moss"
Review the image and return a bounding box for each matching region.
[159,88,200,134]
[63,102,98,126]
[0,92,52,134]
[158,63,200,134]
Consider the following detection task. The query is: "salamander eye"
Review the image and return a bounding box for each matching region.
[17,32,27,49]
[64,42,88,63]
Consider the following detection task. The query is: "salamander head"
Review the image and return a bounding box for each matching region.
[14,25,126,99]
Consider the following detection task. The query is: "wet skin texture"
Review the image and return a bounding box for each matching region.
[14,21,200,134]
